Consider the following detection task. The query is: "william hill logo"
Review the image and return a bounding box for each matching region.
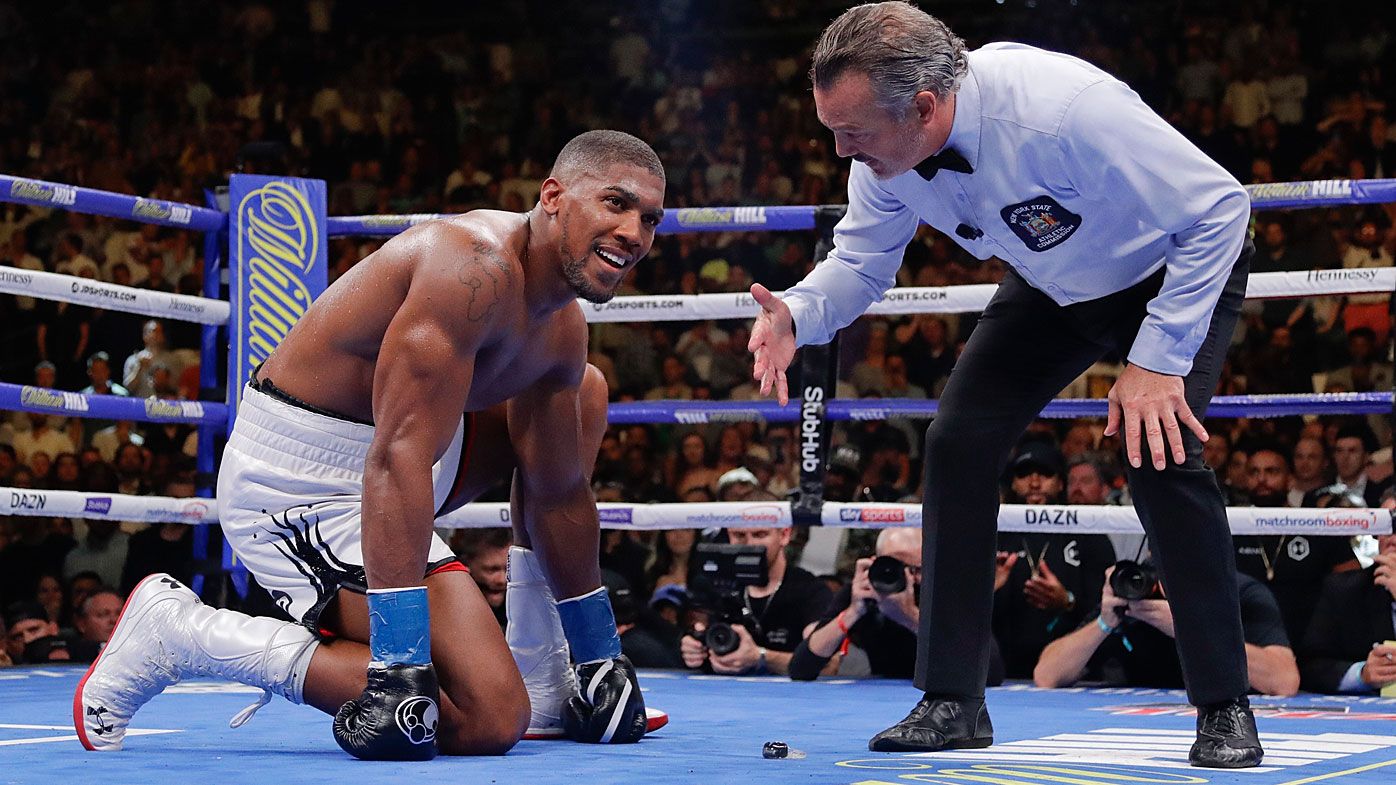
[237,180,319,371]
[674,206,767,228]
[132,198,193,225]
[10,178,77,206]
[144,398,186,419]
[20,386,89,412]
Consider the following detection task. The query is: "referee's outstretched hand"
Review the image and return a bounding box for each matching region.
[748,284,796,406]
[1104,365,1208,471]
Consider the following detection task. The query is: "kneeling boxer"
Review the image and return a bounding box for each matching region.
[75,130,666,759]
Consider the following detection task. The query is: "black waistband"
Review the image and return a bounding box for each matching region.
[249,368,374,426]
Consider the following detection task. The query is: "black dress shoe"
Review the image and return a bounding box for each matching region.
[869,695,993,752]
[1189,696,1264,769]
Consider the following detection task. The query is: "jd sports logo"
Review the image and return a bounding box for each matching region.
[395,697,439,745]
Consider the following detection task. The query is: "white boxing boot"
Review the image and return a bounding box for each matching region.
[506,547,577,739]
[74,573,318,751]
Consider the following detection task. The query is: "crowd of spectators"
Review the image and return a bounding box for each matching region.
[1,0,1394,693]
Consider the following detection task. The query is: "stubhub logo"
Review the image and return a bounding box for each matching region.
[598,508,633,524]
[84,497,112,514]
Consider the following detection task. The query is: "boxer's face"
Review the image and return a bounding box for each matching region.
[816,71,940,180]
[550,164,665,304]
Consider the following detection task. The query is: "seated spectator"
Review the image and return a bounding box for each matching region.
[995,442,1116,679]
[1314,423,1393,507]
[1034,565,1300,697]
[644,354,694,401]
[1289,437,1331,506]
[792,528,1005,683]
[63,520,130,589]
[34,572,69,629]
[4,601,62,664]
[12,410,78,468]
[122,319,178,398]
[68,587,123,662]
[1299,530,1396,694]
[716,467,760,501]
[1234,444,1361,642]
[120,476,198,595]
[671,432,719,497]
[681,517,832,676]
[647,528,698,600]
[0,517,75,606]
[451,527,511,629]
[606,570,683,669]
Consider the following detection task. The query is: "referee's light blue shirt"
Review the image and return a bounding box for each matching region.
[783,43,1251,377]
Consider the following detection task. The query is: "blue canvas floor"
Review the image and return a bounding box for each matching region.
[3,666,1396,785]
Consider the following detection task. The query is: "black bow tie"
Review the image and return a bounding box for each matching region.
[914,147,973,180]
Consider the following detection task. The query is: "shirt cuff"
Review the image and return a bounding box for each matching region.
[1338,661,1375,694]
[782,295,817,348]
[1126,321,1193,377]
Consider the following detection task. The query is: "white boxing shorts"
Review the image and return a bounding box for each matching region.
[218,383,473,629]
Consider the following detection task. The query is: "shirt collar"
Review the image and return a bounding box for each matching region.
[940,64,982,171]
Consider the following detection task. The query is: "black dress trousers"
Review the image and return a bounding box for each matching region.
[915,243,1253,707]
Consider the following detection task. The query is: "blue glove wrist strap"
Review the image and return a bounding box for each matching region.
[367,586,431,666]
[558,587,622,664]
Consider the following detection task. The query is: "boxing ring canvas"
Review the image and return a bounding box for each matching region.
[4,666,1395,785]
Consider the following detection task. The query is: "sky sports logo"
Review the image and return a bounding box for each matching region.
[839,508,906,523]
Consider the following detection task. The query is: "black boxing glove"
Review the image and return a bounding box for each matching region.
[563,655,647,744]
[333,663,440,760]
[334,586,438,760]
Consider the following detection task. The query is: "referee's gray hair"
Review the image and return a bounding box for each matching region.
[810,2,968,116]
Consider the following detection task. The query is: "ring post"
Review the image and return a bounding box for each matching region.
[792,206,848,525]
[223,175,329,598]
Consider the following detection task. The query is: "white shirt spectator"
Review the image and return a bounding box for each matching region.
[1222,78,1271,129]
[12,426,78,466]
[56,252,100,280]
[1266,72,1309,126]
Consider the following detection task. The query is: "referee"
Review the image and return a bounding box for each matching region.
[747,2,1261,768]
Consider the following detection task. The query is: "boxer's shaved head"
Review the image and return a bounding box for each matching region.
[549,130,664,185]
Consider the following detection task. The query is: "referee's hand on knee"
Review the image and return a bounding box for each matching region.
[1105,365,1208,471]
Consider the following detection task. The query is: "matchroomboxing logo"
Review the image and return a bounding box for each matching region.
[10,178,77,206]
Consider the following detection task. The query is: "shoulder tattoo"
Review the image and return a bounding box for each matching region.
[456,240,512,322]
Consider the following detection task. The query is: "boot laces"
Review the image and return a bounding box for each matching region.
[1200,703,1242,738]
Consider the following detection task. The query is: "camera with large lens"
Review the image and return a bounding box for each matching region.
[867,555,908,595]
[688,543,769,656]
[1109,559,1162,601]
